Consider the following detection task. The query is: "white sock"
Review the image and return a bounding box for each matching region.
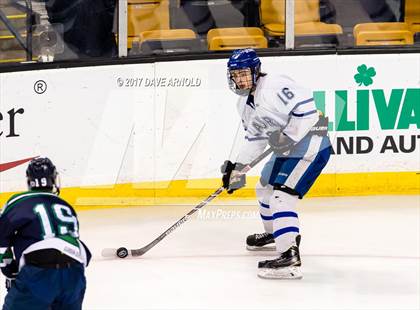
[255,181,273,234]
[269,189,299,253]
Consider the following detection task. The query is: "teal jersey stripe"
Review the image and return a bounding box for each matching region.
[1,191,57,216]
[59,235,79,247]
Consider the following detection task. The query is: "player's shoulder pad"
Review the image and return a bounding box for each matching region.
[270,74,313,103]
[258,74,297,93]
[57,196,76,210]
[263,74,296,86]
[5,191,29,204]
[1,191,62,216]
[3,191,32,209]
[1,191,30,216]
[52,195,77,214]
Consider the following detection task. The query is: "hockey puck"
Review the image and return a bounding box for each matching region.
[116,247,129,259]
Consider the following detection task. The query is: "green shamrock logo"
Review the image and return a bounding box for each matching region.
[354,64,376,86]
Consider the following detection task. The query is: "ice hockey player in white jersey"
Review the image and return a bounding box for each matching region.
[220,49,331,279]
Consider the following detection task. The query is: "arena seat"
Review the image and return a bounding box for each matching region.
[354,22,414,46]
[127,0,196,51]
[135,29,201,54]
[260,0,343,37]
[139,29,195,42]
[128,0,168,48]
[207,27,268,51]
[405,0,420,40]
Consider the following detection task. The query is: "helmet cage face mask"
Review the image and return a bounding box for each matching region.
[227,68,254,96]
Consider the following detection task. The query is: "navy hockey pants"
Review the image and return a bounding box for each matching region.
[2,264,86,310]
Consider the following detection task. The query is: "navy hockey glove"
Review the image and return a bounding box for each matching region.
[2,260,18,292]
[268,131,295,155]
[220,160,246,194]
[308,116,329,136]
[5,277,14,291]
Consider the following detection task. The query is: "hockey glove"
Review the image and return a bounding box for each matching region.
[268,131,295,155]
[2,259,18,292]
[220,160,246,194]
[308,116,329,136]
[5,278,14,291]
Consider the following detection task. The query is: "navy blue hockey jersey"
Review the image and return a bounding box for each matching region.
[0,191,91,270]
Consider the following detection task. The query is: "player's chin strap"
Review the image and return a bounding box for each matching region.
[54,174,61,195]
[53,185,60,196]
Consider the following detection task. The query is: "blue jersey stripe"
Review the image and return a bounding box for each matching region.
[260,214,273,221]
[293,98,314,110]
[259,201,270,209]
[292,110,318,117]
[272,211,298,219]
[273,226,300,238]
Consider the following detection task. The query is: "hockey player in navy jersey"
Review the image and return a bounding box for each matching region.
[0,157,91,309]
[221,49,331,279]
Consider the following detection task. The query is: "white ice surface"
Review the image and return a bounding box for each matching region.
[1,195,419,310]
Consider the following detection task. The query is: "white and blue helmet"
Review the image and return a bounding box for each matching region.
[227,48,261,96]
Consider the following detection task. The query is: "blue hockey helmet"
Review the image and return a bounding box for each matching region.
[26,157,60,193]
[227,48,261,96]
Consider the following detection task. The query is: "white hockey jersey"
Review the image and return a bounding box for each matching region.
[236,74,319,164]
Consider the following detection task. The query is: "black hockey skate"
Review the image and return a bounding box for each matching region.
[246,233,275,251]
[257,245,302,279]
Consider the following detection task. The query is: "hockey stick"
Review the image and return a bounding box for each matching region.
[101,147,273,259]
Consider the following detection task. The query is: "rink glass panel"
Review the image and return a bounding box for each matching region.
[0,0,419,64]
